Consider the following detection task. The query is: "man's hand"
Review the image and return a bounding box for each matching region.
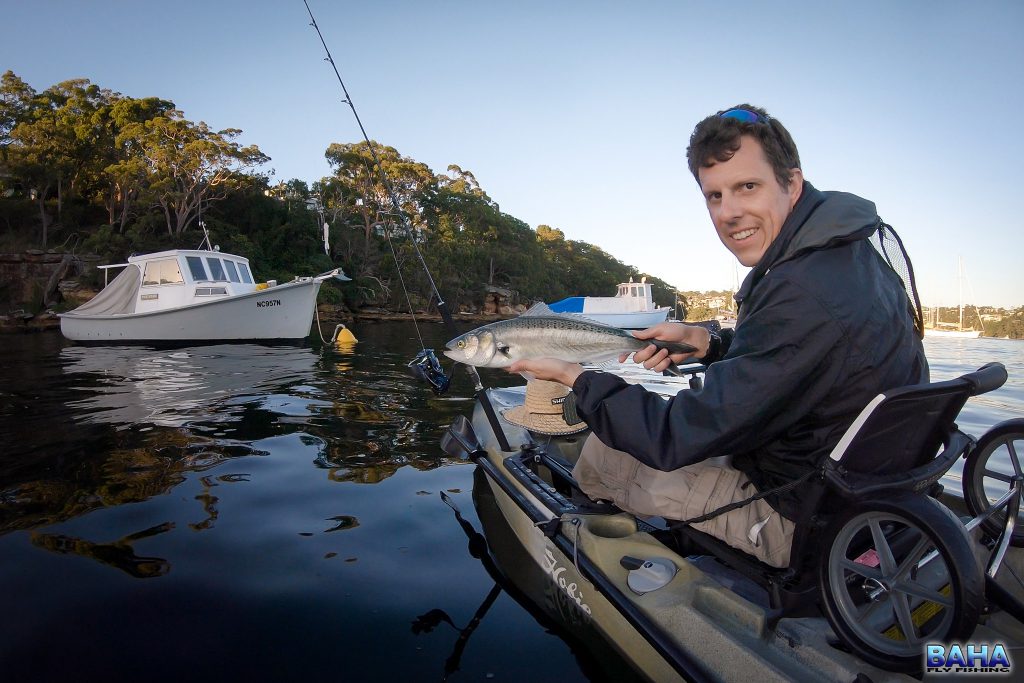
[620,322,711,373]
[507,358,584,387]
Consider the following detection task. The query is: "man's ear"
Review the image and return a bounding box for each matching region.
[787,168,804,207]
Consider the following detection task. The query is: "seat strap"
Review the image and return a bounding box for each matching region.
[675,468,818,526]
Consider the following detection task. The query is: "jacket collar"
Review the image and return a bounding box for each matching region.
[733,181,881,309]
[735,181,826,304]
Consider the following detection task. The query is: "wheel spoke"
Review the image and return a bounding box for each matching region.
[893,578,953,608]
[1007,440,1022,475]
[895,534,933,581]
[891,591,921,645]
[868,518,898,576]
[984,468,1013,484]
[839,557,882,581]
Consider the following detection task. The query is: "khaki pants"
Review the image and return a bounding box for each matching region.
[572,434,794,568]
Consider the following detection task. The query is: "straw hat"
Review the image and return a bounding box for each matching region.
[501,380,588,436]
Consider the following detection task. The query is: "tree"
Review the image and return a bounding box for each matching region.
[324,141,435,273]
[1,72,57,245]
[2,75,121,245]
[0,71,35,151]
[123,112,269,237]
[100,94,175,231]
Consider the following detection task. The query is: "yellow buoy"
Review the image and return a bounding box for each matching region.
[334,324,358,345]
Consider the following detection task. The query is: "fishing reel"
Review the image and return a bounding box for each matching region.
[408,348,451,395]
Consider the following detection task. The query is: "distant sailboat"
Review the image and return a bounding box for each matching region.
[925,257,983,338]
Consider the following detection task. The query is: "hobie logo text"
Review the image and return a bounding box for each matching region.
[926,643,1011,674]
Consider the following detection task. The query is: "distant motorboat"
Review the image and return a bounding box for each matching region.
[59,247,348,343]
[548,278,670,329]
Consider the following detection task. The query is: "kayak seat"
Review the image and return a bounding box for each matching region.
[664,362,1007,673]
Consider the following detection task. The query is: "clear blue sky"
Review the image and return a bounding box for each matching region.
[4,0,1022,307]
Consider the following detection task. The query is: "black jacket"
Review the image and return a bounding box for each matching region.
[572,182,928,521]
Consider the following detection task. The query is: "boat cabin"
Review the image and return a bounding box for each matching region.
[86,249,263,317]
[130,249,259,313]
[612,279,657,313]
[547,278,669,328]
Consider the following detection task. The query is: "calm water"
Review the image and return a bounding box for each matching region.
[1,326,1021,681]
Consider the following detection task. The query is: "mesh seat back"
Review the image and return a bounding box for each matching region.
[836,383,970,475]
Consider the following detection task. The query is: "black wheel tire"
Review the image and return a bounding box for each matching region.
[818,494,983,673]
[963,418,1024,546]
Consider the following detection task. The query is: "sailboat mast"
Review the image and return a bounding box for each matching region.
[958,256,964,330]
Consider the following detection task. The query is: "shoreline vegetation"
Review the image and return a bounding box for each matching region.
[2,71,1022,339]
[0,71,682,326]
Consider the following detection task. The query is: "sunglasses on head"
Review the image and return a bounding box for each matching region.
[718,108,770,124]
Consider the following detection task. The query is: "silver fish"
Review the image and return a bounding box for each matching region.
[443,304,696,369]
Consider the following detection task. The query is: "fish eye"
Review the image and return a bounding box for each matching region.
[457,340,465,348]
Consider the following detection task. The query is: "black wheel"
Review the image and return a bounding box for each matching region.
[818,494,983,673]
[963,419,1024,546]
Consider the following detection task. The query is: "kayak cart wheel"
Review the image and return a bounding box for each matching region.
[963,419,1024,547]
[818,494,983,673]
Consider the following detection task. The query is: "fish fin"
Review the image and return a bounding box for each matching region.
[496,344,511,356]
[520,302,556,317]
[517,370,537,381]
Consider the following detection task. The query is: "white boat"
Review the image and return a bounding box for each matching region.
[925,326,982,339]
[548,278,670,329]
[59,247,348,343]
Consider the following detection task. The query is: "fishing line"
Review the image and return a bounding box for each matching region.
[304,1,512,447]
[379,214,427,347]
[344,145,429,350]
[305,1,497,401]
[303,0,445,330]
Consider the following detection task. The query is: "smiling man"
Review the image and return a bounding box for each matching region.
[510,104,928,567]
[701,123,803,268]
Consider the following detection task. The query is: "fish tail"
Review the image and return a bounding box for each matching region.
[652,340,698,355]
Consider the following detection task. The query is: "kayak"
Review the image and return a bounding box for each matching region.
[442,366,1024,682]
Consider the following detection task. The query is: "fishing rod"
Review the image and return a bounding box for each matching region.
[303,1,511,450]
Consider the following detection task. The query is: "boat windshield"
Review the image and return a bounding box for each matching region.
[206,257,227,281]
[142,259,184,286]
[223,260,241,283]
[185,256,208,282]
[237,263,254,284]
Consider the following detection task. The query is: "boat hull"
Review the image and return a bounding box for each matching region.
[59,280,323,342]
[572,308,670,329]
[472,440,687,681]
[925,328,983,339]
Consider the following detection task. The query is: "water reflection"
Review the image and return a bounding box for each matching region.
[60,344,321,428]
[31,521,173,578]
[1,329,471,537]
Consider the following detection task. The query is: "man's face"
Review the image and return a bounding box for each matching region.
[698,135,803,267]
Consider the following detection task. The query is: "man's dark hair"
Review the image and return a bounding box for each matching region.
[686,103,801,189]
